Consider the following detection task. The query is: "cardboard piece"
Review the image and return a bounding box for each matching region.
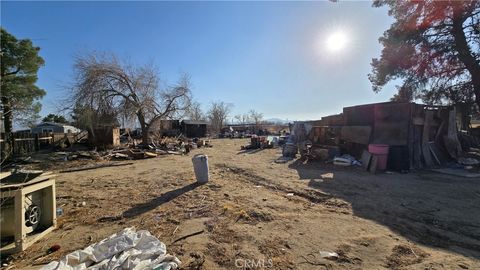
[360,150,372,171]
[369,156,378,174]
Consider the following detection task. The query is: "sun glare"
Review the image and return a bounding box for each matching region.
[326,31,348,52]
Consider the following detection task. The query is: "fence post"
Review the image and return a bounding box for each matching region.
[10,132,15,157]
[34,133,40,151]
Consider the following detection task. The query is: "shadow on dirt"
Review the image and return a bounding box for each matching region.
[122,182,203,218]
[289,158,480,260]
[236,148,267,155]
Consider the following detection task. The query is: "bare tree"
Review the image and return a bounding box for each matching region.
[234,113,251,125]
[207,101,232,134]
[187,101,205,121]
[249,109,263,124]
[234,114,242,124]
[71,52,191,144]
[249,109,264,133]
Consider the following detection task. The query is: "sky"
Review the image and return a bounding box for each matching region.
[2,1,397,123]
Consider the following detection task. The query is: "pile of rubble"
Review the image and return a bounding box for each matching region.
[241,135,284,150]
[63,137,214,161]
[8,137,214,167]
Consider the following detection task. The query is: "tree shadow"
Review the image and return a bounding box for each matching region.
[287,158,354,180]
[287,159,327,180]
[122,182,203,218]
[289,159,480,260]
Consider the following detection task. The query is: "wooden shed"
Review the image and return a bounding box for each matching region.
[297,102,460,170]
[181,120,208,138]
[88,127,120,149]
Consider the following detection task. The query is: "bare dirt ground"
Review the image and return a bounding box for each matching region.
[7,139,480,269]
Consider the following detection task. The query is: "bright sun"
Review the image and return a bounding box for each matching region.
[326,31,348,52]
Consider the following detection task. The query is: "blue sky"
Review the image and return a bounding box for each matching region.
[2,1,396,122]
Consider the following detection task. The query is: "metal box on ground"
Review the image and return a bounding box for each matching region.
[0,171,56,255]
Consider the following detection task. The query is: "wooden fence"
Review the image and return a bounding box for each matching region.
[0,131,87,161]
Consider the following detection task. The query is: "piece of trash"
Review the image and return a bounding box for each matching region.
[286,193,294,196]
[320,173,334,179]
[40,227,181,270]
[47,244,61,254]
[333,157,352,166]
[319,251,339,260]
[334,154,361,167]
[56,208,64,216]
[80,201,86,207]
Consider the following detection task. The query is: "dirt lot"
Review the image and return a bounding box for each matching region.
[6,139,480,269]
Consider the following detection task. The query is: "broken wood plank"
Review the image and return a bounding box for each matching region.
[422,110,434,167]
[443,108,462,159]
[171,230,205,244]
[369,156,378,174]
[428,143,441,165]
[360,150,372,171]
[434,120,446,143]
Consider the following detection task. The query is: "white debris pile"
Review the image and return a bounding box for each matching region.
[41,228,180,270]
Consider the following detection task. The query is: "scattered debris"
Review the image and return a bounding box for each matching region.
[241,135,273,150]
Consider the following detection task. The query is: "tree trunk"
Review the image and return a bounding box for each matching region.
[137,112,150,145]
[1,97,14,162]
[1,97,13,133]
[451,9,480,109]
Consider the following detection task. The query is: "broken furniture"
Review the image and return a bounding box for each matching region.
[0,170,56,254]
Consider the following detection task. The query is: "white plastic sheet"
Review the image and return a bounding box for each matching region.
[41,228,180,270]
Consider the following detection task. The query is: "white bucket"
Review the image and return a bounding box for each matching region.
[192,154,209,183]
